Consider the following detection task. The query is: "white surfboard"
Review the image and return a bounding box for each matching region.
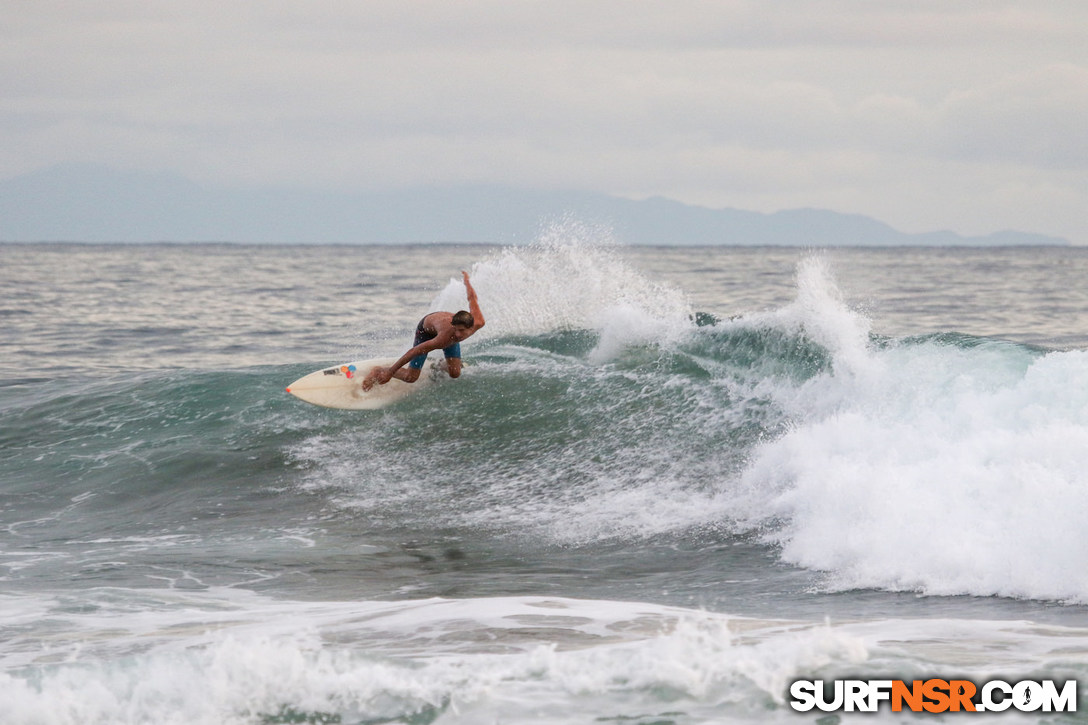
[286,357,438,410]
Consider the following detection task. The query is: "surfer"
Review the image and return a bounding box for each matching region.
[361,271,485,390]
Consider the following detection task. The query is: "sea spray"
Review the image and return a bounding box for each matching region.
[428,223,694,360]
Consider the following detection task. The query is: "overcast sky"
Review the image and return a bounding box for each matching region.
[3,1,1087,243]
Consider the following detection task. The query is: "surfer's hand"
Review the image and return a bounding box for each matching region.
[361,367,388,391]
[462,270,470,285]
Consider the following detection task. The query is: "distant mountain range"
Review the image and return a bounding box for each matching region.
[0,164,1070,246]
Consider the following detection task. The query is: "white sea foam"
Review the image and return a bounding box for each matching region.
[731,260,1088,602]
[7,587,1088,724]
[0,591,868,725]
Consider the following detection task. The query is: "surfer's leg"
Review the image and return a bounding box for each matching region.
[442,343,462,378]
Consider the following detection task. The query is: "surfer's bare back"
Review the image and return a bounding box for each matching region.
[362,271,486,390]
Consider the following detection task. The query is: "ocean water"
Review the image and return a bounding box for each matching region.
[2,229,1088,724]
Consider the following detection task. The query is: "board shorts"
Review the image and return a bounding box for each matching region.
[408,318,461,370]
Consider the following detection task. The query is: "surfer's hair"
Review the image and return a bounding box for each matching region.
[452,310,474,328]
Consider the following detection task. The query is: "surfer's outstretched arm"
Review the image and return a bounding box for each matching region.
[462,271,485,331]
[362,336,449,390]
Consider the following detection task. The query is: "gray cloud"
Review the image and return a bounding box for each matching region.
[2,1,1087,242]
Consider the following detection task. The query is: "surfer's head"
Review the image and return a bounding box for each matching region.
[452,310,474,329]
